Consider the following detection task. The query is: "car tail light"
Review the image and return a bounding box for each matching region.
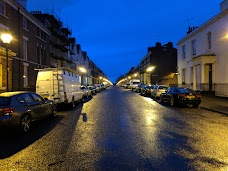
[195,94,201,98]
[178,94,186,98]
[2,107,14,115]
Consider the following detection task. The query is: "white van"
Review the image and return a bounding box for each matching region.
[129,79,140,90]
[36,68,83,107]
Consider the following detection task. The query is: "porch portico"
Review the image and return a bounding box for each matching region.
[191,54,216,91]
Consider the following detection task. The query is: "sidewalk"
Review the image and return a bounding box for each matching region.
[199,95,228,115]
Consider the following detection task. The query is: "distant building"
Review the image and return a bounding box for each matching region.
[140,42,177,85]
[177,0,228,96]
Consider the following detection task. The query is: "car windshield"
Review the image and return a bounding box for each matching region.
[133,82,139,84]
[0,97,11,106]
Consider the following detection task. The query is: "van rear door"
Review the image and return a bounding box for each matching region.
[36,80,52,99]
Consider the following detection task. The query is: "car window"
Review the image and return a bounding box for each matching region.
[17,95,26,104]
[0,97,11,106]
[177,88,190,93]
[30,93,44,102]
[21,93,34,103]
[158,86,168,89]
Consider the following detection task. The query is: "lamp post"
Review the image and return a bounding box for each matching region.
[1,33,13,92]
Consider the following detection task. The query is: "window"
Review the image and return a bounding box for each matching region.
[0,0,6,16]
[182,68,186,84]
[21,93,33,103]
[30,93,43,102]
[191,39,196,55]
[36,45,40,64]
[23,63,28,87]
[37,27,40,37]
[207,32,212,49]
[40,47,43,64]
[182,45,186,59]
[43,48,46,65]
[23,16,28,30]
[17,96,26,104]
[23,37,28,60]
[0,64,2,87]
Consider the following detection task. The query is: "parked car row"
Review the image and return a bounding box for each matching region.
[124,83,202,108]
[0,84,108,133]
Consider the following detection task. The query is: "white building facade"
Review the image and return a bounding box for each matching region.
[177,0,228,97]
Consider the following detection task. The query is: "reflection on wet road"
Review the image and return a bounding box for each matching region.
[0,86,227,170]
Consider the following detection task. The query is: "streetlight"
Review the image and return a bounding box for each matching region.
[146,66,155,84]
[1,33,13,92]
[78,67,87,85]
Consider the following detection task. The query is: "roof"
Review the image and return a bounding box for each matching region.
[177,9,228,45]
[0,91,29,97]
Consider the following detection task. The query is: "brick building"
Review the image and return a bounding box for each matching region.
[140,42,177,85]
[0,0,51,92]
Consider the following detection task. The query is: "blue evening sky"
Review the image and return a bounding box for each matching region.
[28,0,222,82]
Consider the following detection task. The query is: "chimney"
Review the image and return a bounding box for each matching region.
[156,42,161,47]
[220,0,228,12]
[16,0,27,9]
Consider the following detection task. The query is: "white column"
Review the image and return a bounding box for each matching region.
[193,65,196,90]
[201,63,205,84]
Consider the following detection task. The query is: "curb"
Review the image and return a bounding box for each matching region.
[199,106,228,116]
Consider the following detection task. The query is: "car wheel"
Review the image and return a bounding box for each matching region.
[20,114,31,132]
[52,104,57,117]
[170,97,175,106]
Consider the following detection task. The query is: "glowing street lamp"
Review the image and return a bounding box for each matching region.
[1,33,13,92]
[134,73,138,77]
[146,66,155,72]
[146,66,155,84]
[79,67,87,73]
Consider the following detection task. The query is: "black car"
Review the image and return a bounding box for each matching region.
[0,91,57,132]
[160,87,201,107]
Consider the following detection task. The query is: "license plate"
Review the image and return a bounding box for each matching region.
[187,95,195,99]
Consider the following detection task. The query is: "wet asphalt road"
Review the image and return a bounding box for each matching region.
[0,86,228,171]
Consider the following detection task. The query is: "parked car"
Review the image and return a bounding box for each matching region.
[124,83,131,89]
[88,85,96,95]
[129,79,140,90]
[80,86,92,99]
[160,87,201,107]
[135,83,146,93]
[141,85,155,96]
[151,85,169,100]
[0,91,57,132]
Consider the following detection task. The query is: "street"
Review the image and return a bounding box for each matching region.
[0,86,228,171]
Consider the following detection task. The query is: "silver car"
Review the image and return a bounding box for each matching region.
[0,91,57,132]
[151,85,169,100]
